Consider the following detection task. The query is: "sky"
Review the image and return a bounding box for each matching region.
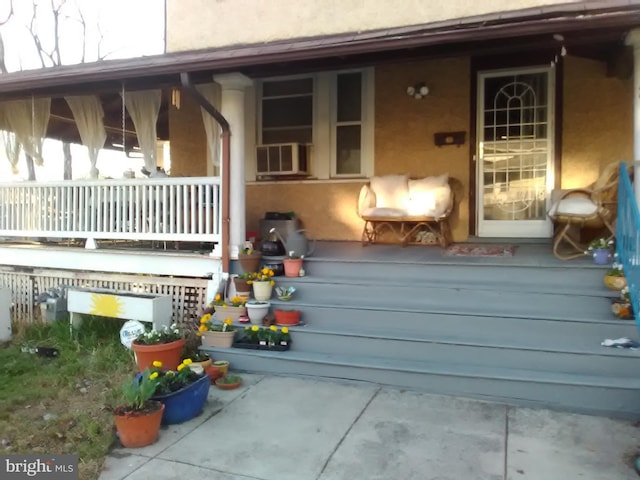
[0,0,166,180]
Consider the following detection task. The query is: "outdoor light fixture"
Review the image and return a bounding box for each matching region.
[406,82,429,99]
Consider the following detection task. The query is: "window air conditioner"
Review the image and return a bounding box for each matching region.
[256,143,310,176]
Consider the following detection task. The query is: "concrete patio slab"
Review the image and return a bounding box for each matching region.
[507,408,639,480]
[99,454,150,480]
[158,376,378,480]
[111,458,249,480]
[318,388,506,480]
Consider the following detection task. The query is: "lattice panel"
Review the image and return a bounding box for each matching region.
[0,267,208,327]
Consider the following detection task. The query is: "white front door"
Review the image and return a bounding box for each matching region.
[476,67,555,238]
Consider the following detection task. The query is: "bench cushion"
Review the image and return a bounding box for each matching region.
[369,174,409,210]
[407,175,451,217]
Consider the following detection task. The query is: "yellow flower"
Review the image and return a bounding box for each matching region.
[270,325,277,331]
[282,327,289,334]
[261,267,269,275]
[196,332,202,337]
[200,313,211,324]
[183,358,192,365]
[215,293,221,301]
[251,325,259,332]
[247,280,253,285]
[152,360,163,368]
[149,372,159,380]
[222,304,228,308]
[198,324,208,332]
[270,280,275,286]
[177,364,186,371]
[268,270,274,277]
[223,318,233,325]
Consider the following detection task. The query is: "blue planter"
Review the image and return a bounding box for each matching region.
[135,373,210,425]
[592,248,611,265]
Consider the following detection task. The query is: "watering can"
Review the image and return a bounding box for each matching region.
[269,228,317,257]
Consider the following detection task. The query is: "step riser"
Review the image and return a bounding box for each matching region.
[282,307,637,345]
[289,332,640,376]
[204,349,640,418]
[305,261,608,292]
[268,283,612,320]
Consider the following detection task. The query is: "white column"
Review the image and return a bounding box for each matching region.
[626,29,640,202]
[213,73,253,258]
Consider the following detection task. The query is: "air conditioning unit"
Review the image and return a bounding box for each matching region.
[256,143,310,176]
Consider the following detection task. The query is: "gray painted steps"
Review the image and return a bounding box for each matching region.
[201,347,640,418]
[264,282,613,321]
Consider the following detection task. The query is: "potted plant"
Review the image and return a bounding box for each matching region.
[275,286,296,301]
[251,267,275,301]
[112,369,164,448]
[209,293,247,322]
[283,251,304,277]
[182,329,212,370]
[198,316,236,348]
[603,257,627,290]
[233,272,254,298]
[238,245,262,274]
[246,300,270,325]
[215,374,242,390]
[611,286,634,320]
[144,359,210,425]
[587,238,613,265]
[274,308,301,326]
[205,359,230,383]
[131,323,185,372]
[234,325,291,351]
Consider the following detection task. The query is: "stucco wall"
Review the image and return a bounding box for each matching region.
[169,54,633,243]
[166,0,581,52]
[562,55,633,189]
[168,91,208,177]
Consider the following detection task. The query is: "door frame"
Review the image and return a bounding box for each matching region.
[468,53,563,237]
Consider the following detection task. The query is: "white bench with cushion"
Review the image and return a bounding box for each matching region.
[357,174,454,247]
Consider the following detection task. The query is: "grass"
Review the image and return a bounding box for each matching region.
[0,316,137,480]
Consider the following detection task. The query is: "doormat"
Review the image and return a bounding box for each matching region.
[442,244,517,257]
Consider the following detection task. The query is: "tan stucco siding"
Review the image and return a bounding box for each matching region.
[246,182,364,241]
[374,58,471,241]
[168,92,208,177]
[166,0,581,52]
[562,56,633,189]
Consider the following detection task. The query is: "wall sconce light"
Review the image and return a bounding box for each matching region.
[406,82,429,99]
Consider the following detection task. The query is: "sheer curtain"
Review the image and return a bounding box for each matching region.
[1,130,21,174]
[122,89,161,175]
[65,95,107,179]
[1,98,51,165]
[196,83,222,174]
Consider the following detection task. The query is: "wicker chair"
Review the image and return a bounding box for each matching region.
[548,162,630,260]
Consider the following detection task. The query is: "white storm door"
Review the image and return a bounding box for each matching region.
[477,67,555,238]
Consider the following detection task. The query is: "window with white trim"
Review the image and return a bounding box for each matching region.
[257,68,373,180]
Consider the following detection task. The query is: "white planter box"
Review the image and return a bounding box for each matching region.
[67,288,172,331]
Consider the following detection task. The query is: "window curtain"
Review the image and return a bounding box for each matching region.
[196,83,221,172]
[1,98,51,166]
[65,95,107,179]
[1,130,21,174]
[121,89,161,175]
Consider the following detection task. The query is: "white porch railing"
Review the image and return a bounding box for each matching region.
[0,176,221,244]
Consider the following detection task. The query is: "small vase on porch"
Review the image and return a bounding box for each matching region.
[283,257,303,277]
[592,248,611,265]
[238,251,262,274]
[246,300,270,325]
[253,281,273,301]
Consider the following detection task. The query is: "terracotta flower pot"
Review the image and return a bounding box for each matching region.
[113,401,164,448]
[274,309,301,326]
[215,376,242,390]
[201,330,235,348]
[189,356,212,371]
[131,338,185,372]
[283,258,303,277]
[233,277,252,297]
[238,252,262,274]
